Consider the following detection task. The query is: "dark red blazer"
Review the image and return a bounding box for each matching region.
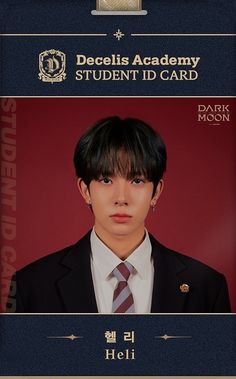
[7,231,231,313]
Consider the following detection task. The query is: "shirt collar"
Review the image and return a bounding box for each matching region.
[90,227,152,280]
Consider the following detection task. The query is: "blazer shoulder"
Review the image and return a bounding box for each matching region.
[149,234,231,312]
[150,234,225,280]
[10,231,94,313]
[17,245,72,276]
[17,231,91,279]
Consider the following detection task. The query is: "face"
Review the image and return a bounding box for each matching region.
[78,175,163,241]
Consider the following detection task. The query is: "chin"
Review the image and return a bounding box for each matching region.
[109,224,136,237]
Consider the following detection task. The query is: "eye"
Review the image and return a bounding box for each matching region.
[132,177,145,185]
[99,177,112,184]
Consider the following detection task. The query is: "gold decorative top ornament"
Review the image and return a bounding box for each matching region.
[92,0,147,15]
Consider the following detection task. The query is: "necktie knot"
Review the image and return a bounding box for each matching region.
[113,261,134,282]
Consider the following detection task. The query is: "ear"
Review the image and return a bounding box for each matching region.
[151,179,164,206]
[77,178,91,205]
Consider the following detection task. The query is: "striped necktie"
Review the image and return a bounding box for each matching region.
[112,261,135,313]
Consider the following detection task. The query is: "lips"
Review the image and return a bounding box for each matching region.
[110,214,132,223]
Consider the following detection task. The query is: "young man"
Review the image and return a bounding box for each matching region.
[7,117,231,313]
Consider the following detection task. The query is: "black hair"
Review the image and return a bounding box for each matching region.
[73,117,167,193]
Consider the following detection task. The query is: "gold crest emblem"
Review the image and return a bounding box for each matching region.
[180,284,190,293]
[38,49,66,83]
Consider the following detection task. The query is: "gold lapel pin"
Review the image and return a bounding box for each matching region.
[180,283,190,293]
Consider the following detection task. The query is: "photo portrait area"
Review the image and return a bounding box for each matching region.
[1,97,235,312]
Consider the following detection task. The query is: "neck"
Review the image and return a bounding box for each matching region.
[94,225,146,260]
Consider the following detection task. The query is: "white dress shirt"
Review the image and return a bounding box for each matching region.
[90,228,154,313]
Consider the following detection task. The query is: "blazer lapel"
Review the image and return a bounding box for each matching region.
[57,232,98,313]
[150,236,189,313]
[55,232,190,313]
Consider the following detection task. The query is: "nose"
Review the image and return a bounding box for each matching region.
[114,178,129,206]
